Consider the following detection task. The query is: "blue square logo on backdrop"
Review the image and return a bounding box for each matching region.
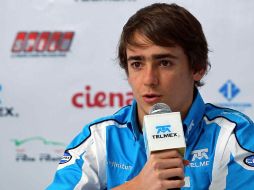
[219,80,240,101]
[216,80,252,115]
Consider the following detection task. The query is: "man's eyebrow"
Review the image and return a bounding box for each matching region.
[152,53,178,59]
[127,56,144,61]
[127,53,178,62]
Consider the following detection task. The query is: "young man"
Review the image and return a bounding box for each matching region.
[47,3,254,190]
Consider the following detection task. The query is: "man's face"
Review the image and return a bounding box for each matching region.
[126,34,204,125]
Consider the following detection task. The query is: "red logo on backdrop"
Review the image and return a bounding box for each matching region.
[11,31,74,57]
[72,85,133,108]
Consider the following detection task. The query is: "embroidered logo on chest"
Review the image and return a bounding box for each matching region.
[190,148,210,168]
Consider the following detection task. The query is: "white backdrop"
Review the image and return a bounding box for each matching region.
[0,0,253,189]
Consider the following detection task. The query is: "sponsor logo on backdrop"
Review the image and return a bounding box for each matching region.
[72,85,133,109]
[0,84,19,117]
[216,80,252,112]
[11,31,74,57]
[219,80,240,101]
[12,136,66,162]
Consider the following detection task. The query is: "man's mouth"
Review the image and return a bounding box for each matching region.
[142,94,162,103]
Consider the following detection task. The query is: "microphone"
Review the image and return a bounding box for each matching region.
[143,103,186,189]
[143,103,186,156]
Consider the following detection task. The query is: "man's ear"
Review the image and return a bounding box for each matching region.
[193,69,205,82]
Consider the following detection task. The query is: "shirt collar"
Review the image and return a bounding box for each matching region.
[183,89,206,141]
[126,99,140,140]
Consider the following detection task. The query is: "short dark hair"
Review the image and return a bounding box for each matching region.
[118,3,210,86]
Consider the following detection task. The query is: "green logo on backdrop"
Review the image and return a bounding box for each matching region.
[11,136,66,147]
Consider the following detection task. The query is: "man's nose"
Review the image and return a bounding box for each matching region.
[143,66,159,87]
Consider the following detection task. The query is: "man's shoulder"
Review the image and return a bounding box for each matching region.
[204,103,253,126]
[65,105,133,150]
[204,103,254,152]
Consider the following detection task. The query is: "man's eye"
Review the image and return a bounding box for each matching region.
[131,62,142,69]
[159,60,172,67]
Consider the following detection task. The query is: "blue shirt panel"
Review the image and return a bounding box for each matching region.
[106,102,147,189]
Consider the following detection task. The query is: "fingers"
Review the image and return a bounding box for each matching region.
[151,149,182,159]
[163,178,185,189]
[150,157,184,170]
[147,178,185,190]
[136,149,188,189]
[159,167,185,179]
[149,156,185,180]
[151,159,185,180]
[150,149,188,170]
[151,170,185,189]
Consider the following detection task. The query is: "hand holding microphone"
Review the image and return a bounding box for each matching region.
[112,103,188,190]
[141,103,187,190]
[132,149,186,190]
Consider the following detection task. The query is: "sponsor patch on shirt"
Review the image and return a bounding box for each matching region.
[189,148,210,168]
[108,160,133,170]
[59,151,72,164]
[244,155,254,167]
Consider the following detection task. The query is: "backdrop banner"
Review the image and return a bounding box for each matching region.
[0,0,253,189]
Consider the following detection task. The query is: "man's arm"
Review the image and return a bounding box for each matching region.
[209,115,254,189]
[46,124,106,190]
[224,120,254,189]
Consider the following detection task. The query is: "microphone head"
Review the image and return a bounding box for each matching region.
[149,103,172,115]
